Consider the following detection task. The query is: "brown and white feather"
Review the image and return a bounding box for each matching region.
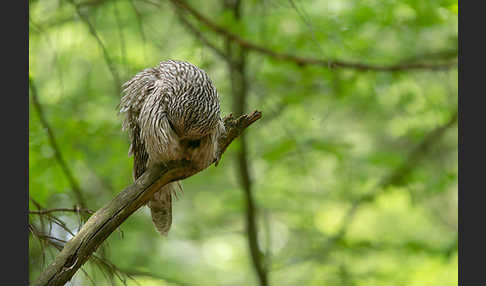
[119,60,224,236]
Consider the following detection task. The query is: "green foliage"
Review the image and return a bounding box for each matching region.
[29,0,457,285]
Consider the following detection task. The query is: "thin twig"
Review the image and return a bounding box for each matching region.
[29,197,78,238]
[80,268,97,286]
[29,224,65,251]
[169,0,457,72]
[29,223,48,268]
[91,255,130,285]
[398,49,458,64]
[29,208,95,215]
[29,229,133,285]
[29,226,144,286]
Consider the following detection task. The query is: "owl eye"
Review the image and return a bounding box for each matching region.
[187,139,201,149]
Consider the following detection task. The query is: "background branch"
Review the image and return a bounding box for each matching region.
[276,109,458,269]
[29,208,95,215]
[169,0,457,72]
[223,1,269,285]
[68,0,121,94]
[334,109,458,238]
[29,77,87,208]
[175,12,230,62]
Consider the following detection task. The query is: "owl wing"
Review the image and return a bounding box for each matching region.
[130,122,149,180]
[120,68,161,180]
[120,68,175,236]
[119,99,149,181]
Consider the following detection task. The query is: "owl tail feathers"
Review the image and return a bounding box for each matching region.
[148,182,180,236]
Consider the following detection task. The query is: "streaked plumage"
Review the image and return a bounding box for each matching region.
[119,60,224,235]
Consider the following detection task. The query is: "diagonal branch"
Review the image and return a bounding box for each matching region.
[168,0,457,72]
[29,77,87,207]
[275,109,458,269]
[334,109,458,239]
[129,0,147,44]
[176,12,230,62]
[31,110,262,286]
[140,0,230,62]
[68,0,121,94]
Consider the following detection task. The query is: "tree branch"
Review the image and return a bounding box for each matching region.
[223,1,269,285]
[129,0,147,44]
[29,77,87,207]
[29,208,95,215]
[275,109,458,269]
[175,12,230,62]
[68,0,121,94]
[168,0,457,72]
[333,109,458,238]
[31,110,262,286]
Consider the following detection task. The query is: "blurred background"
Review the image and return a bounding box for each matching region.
[29,0,458,285]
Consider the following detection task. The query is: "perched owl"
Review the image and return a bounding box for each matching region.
[119,60,225,235]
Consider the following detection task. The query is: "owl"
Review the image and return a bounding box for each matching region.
[119,60,225,235]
